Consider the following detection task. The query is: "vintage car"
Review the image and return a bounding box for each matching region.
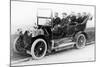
[13,9,92,60]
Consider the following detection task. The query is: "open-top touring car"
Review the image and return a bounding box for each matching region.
[13,9,92,60]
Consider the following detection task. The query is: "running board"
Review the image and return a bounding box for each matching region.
[52,42,75,49]
[55,44,74,51]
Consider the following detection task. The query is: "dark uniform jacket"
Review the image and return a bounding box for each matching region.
[68,15,76,22]
[82,16,87,22]
[60,17,69,26]
[75,17,83,24]
[53,17,69,35]
[53,17,61,27]
[67,15,76,25]
[76,16,88,31]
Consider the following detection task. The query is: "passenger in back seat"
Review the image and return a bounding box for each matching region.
[75,13,83,24]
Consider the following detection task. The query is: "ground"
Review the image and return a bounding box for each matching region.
[10,27,95,66]
[11,43,95,66]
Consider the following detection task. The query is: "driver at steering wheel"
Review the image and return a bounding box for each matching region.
[52,12,61,27]
[53,12,69,31]
[53,13,69,35]
[52,12,69,38]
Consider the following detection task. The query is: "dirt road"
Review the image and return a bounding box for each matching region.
[11,43,95,66]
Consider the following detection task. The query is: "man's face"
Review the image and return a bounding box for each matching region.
[62,14,67,18]
[70,12,75,16]
[77,13,81,17]
[82,12,87,16]
[62,14,65,18]
[55,13,58,17]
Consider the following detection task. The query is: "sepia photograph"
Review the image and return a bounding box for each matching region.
[10,0,95,66]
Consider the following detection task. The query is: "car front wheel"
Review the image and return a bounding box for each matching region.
[31,38,47,60]
[13,36,25,53]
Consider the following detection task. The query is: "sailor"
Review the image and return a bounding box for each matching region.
[59,12,69,35]
[52,12,61,27]
[68,12,76,24]
[75,13,83,24]
[60,12,69,27]
[81,12,88,22]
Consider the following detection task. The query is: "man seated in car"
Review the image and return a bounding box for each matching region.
[76,12,88,24]
[52,12,69,36]
[67,12,76,25]
[81,12,88,23]
[52,12,61,27]
[60,12,69,27]
[75,13,83,24]
[75,13,88,31]
[58,12,69,35]
[81,12,90,30]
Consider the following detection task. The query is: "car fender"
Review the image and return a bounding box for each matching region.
[31,29,44,37]
[74,31,88,40]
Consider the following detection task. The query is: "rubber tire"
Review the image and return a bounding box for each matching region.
[13,37,25,53]
[75,33,86,49]
[31,38,47,60]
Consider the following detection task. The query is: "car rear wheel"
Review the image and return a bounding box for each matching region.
[75,33,86,49]
[31,38,47,60]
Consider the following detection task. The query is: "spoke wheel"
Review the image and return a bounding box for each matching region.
[13,37,25,53]
[75,34,86,49]
[31,39,47,60]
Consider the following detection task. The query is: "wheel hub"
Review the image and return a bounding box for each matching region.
[76,34,86,48]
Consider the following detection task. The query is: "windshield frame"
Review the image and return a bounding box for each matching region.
[37,8,53,26]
